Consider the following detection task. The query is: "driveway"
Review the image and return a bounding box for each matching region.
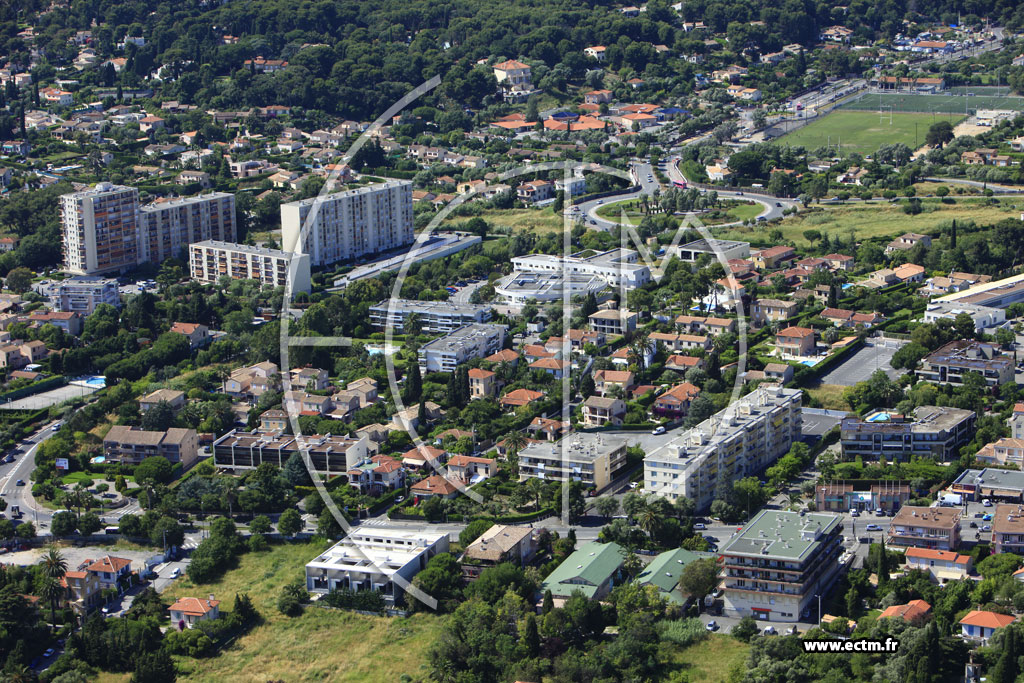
[818,340,903,386]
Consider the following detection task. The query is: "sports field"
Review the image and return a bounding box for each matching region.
[840,90,1024,114]
[775,110,961,155]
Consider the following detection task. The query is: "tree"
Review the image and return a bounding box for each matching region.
[249,515,272,535]
[40,545,68,630]
[458,519,493,547]
[14,522,34,539]
[131,649,176,683]
[136,456,174,485]
[141,401,176,431]
[4,267,33,294]
[677,558,719,608]
[990,626,1019,683]
[925,120,954,149]
[732,616,759,642]
[278,508,302,537]
[521,613,540,656]
[50,511,77,537]
[595,496,620,520]
[403,362,422,404]
[78,512,101,536]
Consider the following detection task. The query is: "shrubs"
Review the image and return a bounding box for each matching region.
[320,587,386,614]
[656,617,709,647]
[277,579,309,617]
[164,627,215,657]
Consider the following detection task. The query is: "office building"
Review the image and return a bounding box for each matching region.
[189,240,311,293]
[60,182,140,275]
[644,386,802,510]
[935,272,1024,309]
[33,276,120,314]
[305,527,450,604]
[509,249,651,290]
[281,180,414,267]
[668,238,751,263]
[212,430,369,476]
[518,432,628,491]
[719,510,843,622]
[922,301,1005,332]
[368,299,493,333]
[951,468,1024,503]
[839,406,975,461]
[814,482,911,514]
[418,323,506,373]
[103,426,199,468]
[918,340,1014,387]
[494,271,608,310]
[887,506,962,551]
[138,193,236,264]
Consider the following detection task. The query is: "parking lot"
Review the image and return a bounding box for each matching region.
[819,340,904,386]
[801,409,845,438]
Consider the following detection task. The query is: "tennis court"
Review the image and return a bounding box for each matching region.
[840,90,1024,115]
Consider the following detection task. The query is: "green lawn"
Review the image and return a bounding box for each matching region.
[669,634,749,682]
[774,111,964,155]
[715,197,1024,247]
[841,91,1024,114]
[443,207,567,234]
[596,199,762,226]
[160,542,446,683]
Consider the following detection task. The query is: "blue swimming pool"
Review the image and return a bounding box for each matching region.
[866,412,891,422]
[83,376,106,388]
[800,359,819,367]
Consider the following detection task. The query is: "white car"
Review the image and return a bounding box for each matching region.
[983,499,993,507]
[705,620,719,632]
[865,524,882,531]
[849,510,860,517]
[170,567,181,578]
[763,625,777,636]
[693,523,707,530]
[652,426,666,435]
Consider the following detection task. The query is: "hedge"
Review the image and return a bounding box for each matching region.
[0,375,67,403]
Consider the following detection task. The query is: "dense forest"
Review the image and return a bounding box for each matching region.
[4,0,1024,123]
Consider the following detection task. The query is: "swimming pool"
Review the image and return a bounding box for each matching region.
[83,376,106,388]
[800,359,820,367]
[866,412,891,422]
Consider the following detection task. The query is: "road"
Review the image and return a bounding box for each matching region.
[0,420,63,529]
[923,176,1023,194]
[665,157,799,222]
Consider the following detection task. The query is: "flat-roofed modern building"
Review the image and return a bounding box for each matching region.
[887,506,962,551]
[518,432,628,491]
[494,271,608,309]
[212,430,369,475]
[644,385,802,510]
[934,272,1024,309]
[922,301,1006,332]
[139,192,236,264]
[189,240,311,292]
[720,510,843,622]
[951,468,1024,503]
[918,340,1014,387]
[510,249,651,290]
[368,299,493,333]
[305,527,449,604]
[839,406,976,461]
[992,503,1024,554]
[61,182,140,275]
[33,275,120,314]
[418,323,506,373]
[668,238,751,263]
[281,180,414,267]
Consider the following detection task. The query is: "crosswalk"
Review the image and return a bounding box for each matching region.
[181,539,200,550]
[357,518,391,527]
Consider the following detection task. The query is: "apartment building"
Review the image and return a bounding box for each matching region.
[887,506,961,551]
[991,504,1024,554]
[305,528,450,604]
[904,548,972,582]
[918,340,1014,388]
[189,240,311,293]
[280,180,414,267]
[213,430,370,475]
[222,361,280,401]
[976,437,1024,468]
[839,406,976,461]
[668,238,751,263]
[368,299,493,333]
[1012,403,1024,440]
[418,323,507,373]
[518,432,628,491]
[510,249,651,290]
[60,182,140,275]
[103,426,199,468]
[33,276,120,314]
[644,386,802,510]
[720,510,844,622]
[138,193,236,264]
[588,309,638,336]
[462,525,537,580]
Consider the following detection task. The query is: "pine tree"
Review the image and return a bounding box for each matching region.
[521,613,540,656]
[990,626,1019,683]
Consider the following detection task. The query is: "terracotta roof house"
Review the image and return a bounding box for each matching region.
[169,596,221,629]
[878,599,931,623]
[411,474,460,500]
[960,610,1015,643]
[401,445,447,469]
[499,388,546,410]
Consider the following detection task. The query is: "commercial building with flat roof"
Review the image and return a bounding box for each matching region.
[281,180,414,267]
[951,468,1024,502]
[815,482,910,514]
[668,238,751,263]
[494,271,608,309]
[720,510,844,622]
[518,432,628,491]
[368,299,493,333]
[918,340,1014,388]
[839,406,976,461]
[418,323,506,373]
[212,430,369,475]
[189,240,311,293]
[510,249,651,290]
[305,527,449,604]
[935,272,1024,309]
[887,506,962,550]
[644,385,802,511]
[922,301,1006,332]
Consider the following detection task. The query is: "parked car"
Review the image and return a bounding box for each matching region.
[170,567,181,578]
[706,620,719,632]
[651,426,666,435]
[849,509,859,517]
[763,625,777,635]
[43,649,54,657]
[982,525,992,532]
[693,523,707,530]
[866,524,882,531]
[983,499,993,507]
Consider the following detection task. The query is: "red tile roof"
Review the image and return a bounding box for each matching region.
[169,597,220,616]
[960,610,1016,629]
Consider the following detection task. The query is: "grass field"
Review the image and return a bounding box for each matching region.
[806,383,850,411]
[669,634,749,682]
[716,197,1024,247]
[841,90,1024,114]
[595,199,762,225]
[776,111,963,155]
[158,542,445,683]
[444,207,566,234]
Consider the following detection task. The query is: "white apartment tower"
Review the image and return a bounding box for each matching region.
[139,193,236,263]
[280,180,414,267]
[61,182,140,275]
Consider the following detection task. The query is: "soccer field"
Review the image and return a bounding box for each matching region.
[839,90,1024,114]
[774,110,963,154]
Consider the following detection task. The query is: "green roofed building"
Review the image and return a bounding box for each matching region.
[541,541,626,600]
[635,548,715,605]
[720,509,843,623]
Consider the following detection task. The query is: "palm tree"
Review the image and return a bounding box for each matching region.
[39,575,63,632]
[628,332,654,370]
[636,504,660,538]
[40,546,68,631]
[503,431,527,459]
